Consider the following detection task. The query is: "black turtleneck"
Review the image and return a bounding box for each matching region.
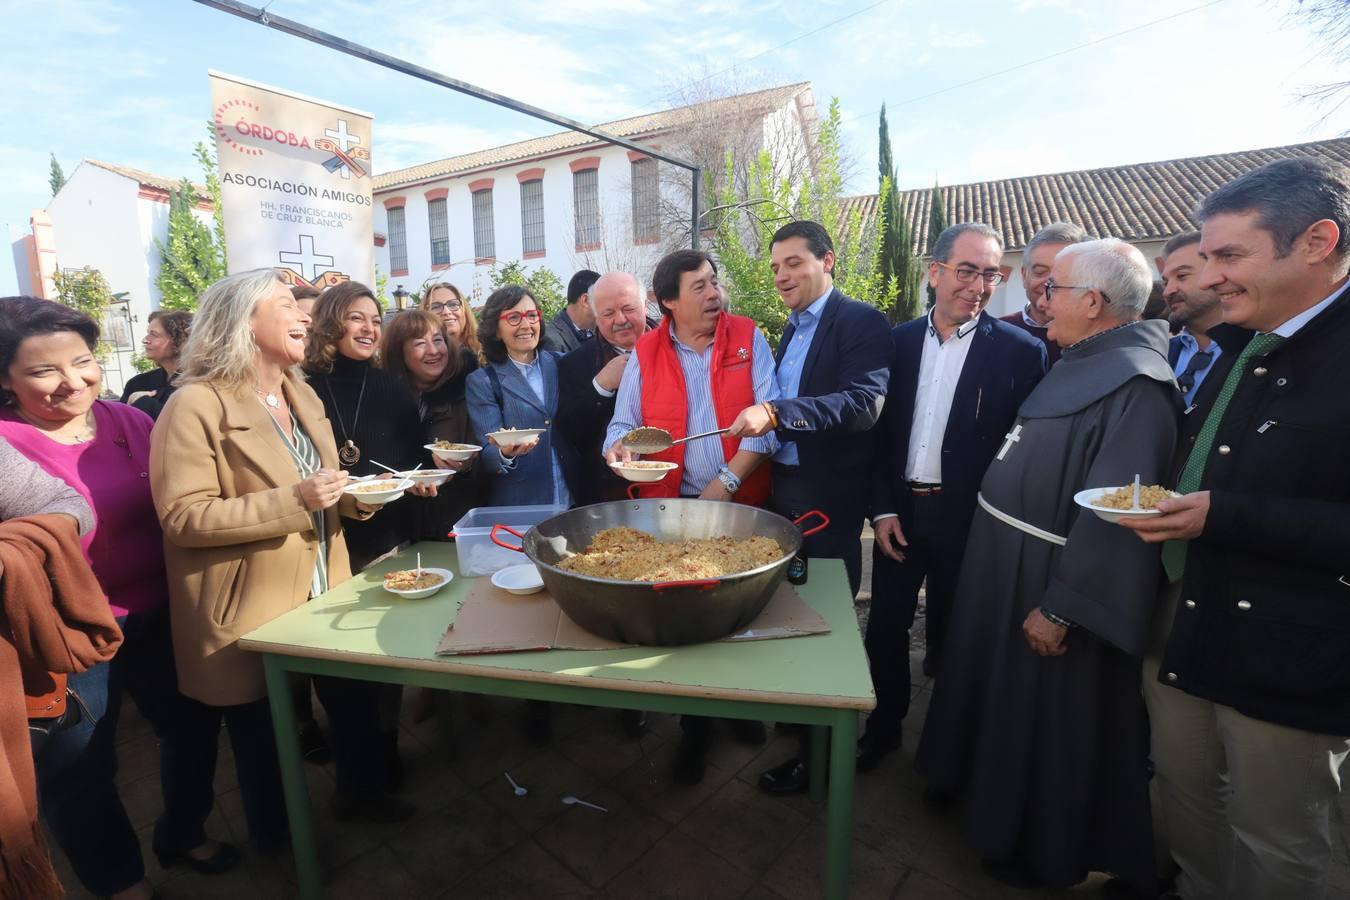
[305,352,424,570]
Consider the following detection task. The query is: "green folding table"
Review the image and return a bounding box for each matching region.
[239,541,875,899]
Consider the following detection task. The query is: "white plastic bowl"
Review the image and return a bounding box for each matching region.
[487,429,546,448]
[609,460,679,483]
[343,477,413,505]
[382,567,453,599]
[425,442,482,462]
[1074,487,1178,524]
[398,469,453,487]
[491,563,544,595]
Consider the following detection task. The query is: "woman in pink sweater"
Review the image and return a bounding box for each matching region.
[0,297,237,900]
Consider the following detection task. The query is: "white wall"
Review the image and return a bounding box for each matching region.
[375,142,671,304]
[44,163,213,394]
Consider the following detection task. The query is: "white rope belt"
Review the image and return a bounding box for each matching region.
[977,493,1067,547]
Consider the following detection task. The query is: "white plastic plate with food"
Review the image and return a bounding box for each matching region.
[342,477,413,505]
[425,441,482,462]
[1075,485,1180,524]
[491,563,544,595]
[609,460,679,483]
[486,428,546,448]
[398,469,453,487]
[382,567,453,599]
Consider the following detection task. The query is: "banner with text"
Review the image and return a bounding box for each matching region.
[209,70,374,289]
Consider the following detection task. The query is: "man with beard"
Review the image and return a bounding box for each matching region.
[555,272,649,506]
[917,238,1178,893]
[1159,231,1225,406]
[1000,222,1089,365]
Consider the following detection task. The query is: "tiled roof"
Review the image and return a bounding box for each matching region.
[82,159,210,203]
[372,82,813,191]
[842,137,1350,256]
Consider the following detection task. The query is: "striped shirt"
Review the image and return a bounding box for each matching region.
[265,408,328,597]
[605,324,779,496]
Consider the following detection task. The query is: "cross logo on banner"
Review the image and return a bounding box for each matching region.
[997,423,1023,461]
[279,235,335,281]
[323,119,361,179]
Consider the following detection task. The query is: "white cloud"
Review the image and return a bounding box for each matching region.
[927,24,986,49]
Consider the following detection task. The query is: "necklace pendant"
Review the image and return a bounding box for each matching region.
[264,392,280,409]
[338,440,361,465]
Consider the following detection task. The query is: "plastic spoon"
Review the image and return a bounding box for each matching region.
[561,795,608,812]
[1132,474,1141,510]
[504,772,527,796]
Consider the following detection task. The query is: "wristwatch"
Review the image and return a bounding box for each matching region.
[716,465,741,494]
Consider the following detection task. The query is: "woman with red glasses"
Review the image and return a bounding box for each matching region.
[465,285,570,507]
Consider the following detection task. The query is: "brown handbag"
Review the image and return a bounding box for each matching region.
[25,672,67,719]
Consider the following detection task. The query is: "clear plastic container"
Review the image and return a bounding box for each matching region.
[449,504,567,576]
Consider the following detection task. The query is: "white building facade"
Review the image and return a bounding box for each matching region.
[10,160,214,395]
[372,83,818,304]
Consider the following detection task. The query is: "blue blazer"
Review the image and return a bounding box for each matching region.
[772,289,892,487]
[871,312,1047,524]
[465,351,564,506]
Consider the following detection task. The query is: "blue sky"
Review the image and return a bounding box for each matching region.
[3,0,1346,296]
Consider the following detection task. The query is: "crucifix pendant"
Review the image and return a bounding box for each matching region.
[338,440,361,465]
[997,424,1023,461]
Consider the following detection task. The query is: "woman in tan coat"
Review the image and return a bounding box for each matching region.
[151,269,408,844]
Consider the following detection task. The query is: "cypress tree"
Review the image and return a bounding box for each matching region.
[154,179,225,311]
[927,182,948,254]
[49,154,66,196]
[877,106,923,323]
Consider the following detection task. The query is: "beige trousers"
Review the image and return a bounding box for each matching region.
[1144,582,1350,900]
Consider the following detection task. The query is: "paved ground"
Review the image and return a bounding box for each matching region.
[45,536,1350,899]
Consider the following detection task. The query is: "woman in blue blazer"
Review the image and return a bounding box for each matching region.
[465,286,571,508]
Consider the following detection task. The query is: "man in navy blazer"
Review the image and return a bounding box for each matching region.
[860,223,1047,772]
[727,220,892,795]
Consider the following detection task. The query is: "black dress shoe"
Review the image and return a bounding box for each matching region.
[524,700,552,746]
[728,719,766,745]
[620,708,647,738]
[298,720,331,765]
[981,858,1044,889]
[855,732,900,773]
[921,784,955,813]
[758,756,810,795]
[155,841,242,875]
[333,791,417,824]
[672,733,707,785]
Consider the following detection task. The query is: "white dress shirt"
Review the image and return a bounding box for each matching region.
[904,312,980,483]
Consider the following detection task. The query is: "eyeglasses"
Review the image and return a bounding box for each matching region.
[1043,279,1112,305]
[503,309,542,326]
[935,261,1006,286]
[429,300,462,313]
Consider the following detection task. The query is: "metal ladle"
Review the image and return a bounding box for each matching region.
[621,426,731,455]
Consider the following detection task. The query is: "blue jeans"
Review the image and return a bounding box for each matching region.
[34,607,233,895]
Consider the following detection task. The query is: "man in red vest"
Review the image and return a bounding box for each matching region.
[603,248,779,783]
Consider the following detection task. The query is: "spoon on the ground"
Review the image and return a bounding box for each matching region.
[621,426,731,455]
[505,772,527,796]
[561,795,608,812]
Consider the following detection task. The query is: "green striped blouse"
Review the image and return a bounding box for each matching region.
[264,408,329,597]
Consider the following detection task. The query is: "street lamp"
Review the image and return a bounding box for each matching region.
[392,284,408,309]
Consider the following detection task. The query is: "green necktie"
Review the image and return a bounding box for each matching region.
[1162,332,1286,582]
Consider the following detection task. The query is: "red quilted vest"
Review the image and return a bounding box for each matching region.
[634,312,771,505]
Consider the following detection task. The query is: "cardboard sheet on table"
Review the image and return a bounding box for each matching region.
[436,579,830,655]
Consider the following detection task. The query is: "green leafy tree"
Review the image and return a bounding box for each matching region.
[52,267,115,359]
[927,182,948,253]
[49,153,66,196]
[155,133,228,311]
[129,352,156,374]
[705,98,887,346]
[489,261,567,322]
[374,265,389,307]
[877,106,924,323]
